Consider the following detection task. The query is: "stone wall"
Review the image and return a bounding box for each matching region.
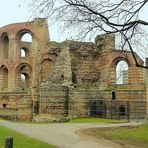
[39,84,68,116]
[0,19,147,121]
[0,92,32,120]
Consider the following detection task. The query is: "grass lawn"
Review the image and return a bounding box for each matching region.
[84,124,148,148]
[0,125,57,148]
[68,117,126,123]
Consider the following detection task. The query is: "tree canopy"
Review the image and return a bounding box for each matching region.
[24,0,148,68]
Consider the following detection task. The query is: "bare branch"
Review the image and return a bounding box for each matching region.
[23,0,148,68]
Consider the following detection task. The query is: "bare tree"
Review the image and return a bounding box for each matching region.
[23,0,148,68]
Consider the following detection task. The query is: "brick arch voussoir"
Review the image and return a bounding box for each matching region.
[16,63,33,76]
[40,53,56,64]
[16,29,35,40]
[110,56,132,69]
[1,32,9,40]
[0,65,8,74]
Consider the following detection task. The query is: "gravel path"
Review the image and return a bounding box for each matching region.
[0,120,143,148]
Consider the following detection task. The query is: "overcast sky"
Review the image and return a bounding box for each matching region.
[0,0,148,43]
[0,0,148,83]
[0,0,29,26]
[0,0,65,41]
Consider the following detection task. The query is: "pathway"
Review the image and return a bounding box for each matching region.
[0,120,143,148]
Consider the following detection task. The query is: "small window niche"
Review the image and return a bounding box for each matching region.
[3,103,7,108]
[112,90,116,100]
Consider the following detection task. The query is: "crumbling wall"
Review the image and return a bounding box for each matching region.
[0,19,147,121]
[0,93,32,120]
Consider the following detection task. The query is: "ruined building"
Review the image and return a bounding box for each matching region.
[0,18,147,122]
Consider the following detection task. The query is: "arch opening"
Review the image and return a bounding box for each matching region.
[1,33,9,58]
[1,66,8,89]
[90,100,107,118]
[112,90,116,100]
[20,73,30,88]
[17,64,32,89]
[20,48,28,57]
[21,33,32,42]
[116,60,128,84]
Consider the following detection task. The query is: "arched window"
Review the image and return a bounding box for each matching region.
[116,61,128,84]
[112,90,116,100]
[21,73,26,82]
[20,48,28,57]
[17,30,32,58]
[1,66,8,89]
[17,63,32,89]
[21,33,32,42]
[1,33,9,58]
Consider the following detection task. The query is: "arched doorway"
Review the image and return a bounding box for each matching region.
[90,100,107,118]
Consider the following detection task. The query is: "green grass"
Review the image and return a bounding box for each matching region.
[106,124,148,141]
[85,124,148,148]
[0,125,57,148]
[68,117,126,123]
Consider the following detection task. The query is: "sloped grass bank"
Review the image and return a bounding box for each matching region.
[0,125,57,148]
[84,124,148,148]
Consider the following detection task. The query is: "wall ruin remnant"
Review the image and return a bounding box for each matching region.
[0,18,147,121]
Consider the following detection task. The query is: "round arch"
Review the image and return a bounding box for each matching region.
[41,58,53,64]
[16,62,33,73]
[116,60,128,84]
[0,65,8,72]
[111,57,130,68]
[16,63,33,88]
[1,32,9,40]
[40,52,56,63]
[0,65,8,89]
[1,32,9,59]
[16,29,34,41]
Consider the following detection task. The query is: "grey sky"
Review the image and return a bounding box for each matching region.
[0,0,148,43]
[0,0,28,26]
[0,0,64,41]
[0,0,148,83]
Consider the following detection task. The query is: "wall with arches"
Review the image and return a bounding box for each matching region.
[0,18,49,120]
[0,18,49,91]
[109,51,144,85]
[0,19,147,121]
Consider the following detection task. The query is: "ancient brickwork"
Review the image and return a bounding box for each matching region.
[0,19,147,121]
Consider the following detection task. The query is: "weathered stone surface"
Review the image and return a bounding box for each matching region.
[0,18,147,121]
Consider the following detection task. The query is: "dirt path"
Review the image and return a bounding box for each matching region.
[0,120,143,148]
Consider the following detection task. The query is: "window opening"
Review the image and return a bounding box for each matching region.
[116,61,128,84]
